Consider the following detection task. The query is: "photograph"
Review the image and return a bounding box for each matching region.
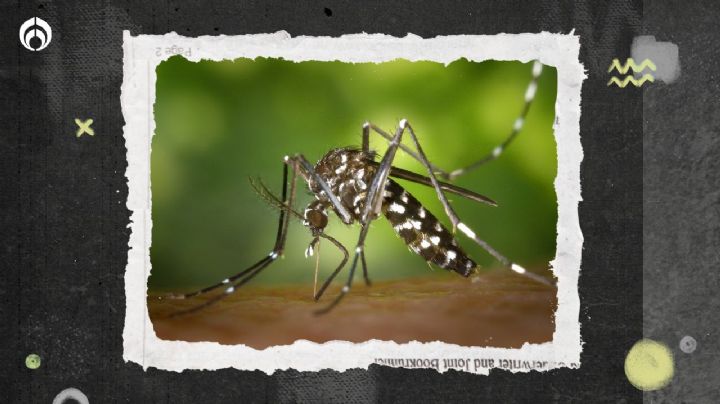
[146,55,559,349]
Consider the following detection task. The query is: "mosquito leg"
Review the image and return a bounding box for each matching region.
[167,257,275,317]
[366,61,544,181]
[157,158,299,316]
[360,251,371,286]
[365,122,448,178]
[314,230,365,314]
[446,60,544,180]
[159,253,274,302]
[397,120,553,287]
[313,233,349,301]
[362,121,370,152]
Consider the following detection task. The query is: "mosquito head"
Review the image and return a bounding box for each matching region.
[303,200,329,236]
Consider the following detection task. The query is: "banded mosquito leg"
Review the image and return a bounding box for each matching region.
[313,233,349,301]
[159,158,299,317]
[446,60,544,180]
[316,123,408,314]
[365,60,544,181]
[311,234,369,300]
[364,122,448,178]
[392,119,554,287]
[314,225,370,315]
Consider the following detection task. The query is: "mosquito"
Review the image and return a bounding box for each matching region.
[159,60,552,316]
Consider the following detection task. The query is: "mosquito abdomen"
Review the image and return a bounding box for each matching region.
[381,179,476,276]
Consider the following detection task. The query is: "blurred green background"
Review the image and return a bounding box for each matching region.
[148,57,557,290]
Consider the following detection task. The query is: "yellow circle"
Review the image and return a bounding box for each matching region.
[625,339,674,391]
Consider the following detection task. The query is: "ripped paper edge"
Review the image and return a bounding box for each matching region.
[121,31,585,375]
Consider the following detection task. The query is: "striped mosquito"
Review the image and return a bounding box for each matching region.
[160,60,552,316]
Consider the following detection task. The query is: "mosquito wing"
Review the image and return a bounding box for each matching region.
[365,161,497,207]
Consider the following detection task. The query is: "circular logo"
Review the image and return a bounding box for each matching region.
[19,17,52,51]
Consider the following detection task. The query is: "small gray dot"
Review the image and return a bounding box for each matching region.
[679,335,697,354]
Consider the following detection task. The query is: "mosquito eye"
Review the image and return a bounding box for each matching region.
[305,210,328,229]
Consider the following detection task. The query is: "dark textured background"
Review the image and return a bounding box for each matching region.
[2,0,707,402]
[642,1,720,402]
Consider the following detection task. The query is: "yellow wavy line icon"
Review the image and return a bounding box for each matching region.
[607,74,655,88]
[608,58,657,74]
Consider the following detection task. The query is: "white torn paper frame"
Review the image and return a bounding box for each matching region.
[122,31,584,374]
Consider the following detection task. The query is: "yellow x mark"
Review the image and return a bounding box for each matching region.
[75,118,94,137]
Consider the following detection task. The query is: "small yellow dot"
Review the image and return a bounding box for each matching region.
[25,353,41,370]
[625,339,674,391]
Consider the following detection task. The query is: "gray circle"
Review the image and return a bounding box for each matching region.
[52,388,89,404]
[679,335,697,354]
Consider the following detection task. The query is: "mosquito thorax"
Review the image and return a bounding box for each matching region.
[308,147,378,224]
